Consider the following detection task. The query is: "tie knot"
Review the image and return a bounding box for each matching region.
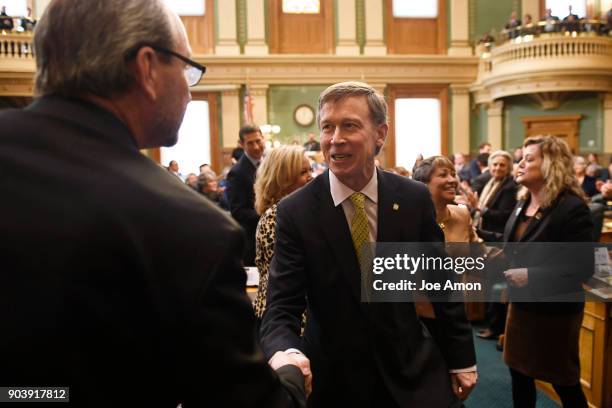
[350,192,366,210]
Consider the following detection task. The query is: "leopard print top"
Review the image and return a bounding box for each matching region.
[253,204,277,318]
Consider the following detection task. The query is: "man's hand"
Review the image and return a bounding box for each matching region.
[504,268,528,288]
[269,351,313,396]
[450,371,477,400]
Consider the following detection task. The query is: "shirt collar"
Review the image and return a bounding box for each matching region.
[244,152,261,168]
[329,169,378,207]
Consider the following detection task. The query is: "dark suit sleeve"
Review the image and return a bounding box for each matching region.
[525,200,594,300]
[259,202,308,360]
[419,191,477,370]
[226,166,260,230]
[179,224,306,408]
[482,185,517,228]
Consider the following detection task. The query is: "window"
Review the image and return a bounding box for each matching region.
[394,98,441,171]
[161,101,211,176]
[162,0,205,16]
[3,0,27,16]
[282,0,320,14]
[545,0,586,18]
[392,0,438,18]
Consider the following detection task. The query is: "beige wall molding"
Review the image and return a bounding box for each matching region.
[197,55,477,86]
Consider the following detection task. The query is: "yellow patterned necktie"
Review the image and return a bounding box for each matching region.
[349,192,370,266]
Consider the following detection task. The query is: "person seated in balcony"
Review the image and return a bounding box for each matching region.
[505,11,522,38]
[20,7,35,31]
[0,6,13,31]
[562,5,581,32]
[478,31,494,44]
[541,8,560,32]
[521,14,536,35]
[605,8,612,34]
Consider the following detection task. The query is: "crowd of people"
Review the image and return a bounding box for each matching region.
[0,5,35,32]
[478,5,612,44]
[2,0,609,407]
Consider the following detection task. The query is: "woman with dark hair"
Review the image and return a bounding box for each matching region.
[502,135,593,408]
[413,156,479,244]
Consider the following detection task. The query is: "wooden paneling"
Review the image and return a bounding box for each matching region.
[521,115,581,154]
[536,301,612,408]
[269,0,334,54]
[181,0,214,55]
[385,85,449,169]
[385,0,446,54]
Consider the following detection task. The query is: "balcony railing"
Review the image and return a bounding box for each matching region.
[0,31,34,59]
[471,27,612,103]
[499,19,611,43]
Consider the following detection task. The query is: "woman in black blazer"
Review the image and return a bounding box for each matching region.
[502,135,593,408]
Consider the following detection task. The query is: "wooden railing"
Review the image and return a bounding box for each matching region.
[0,31,34,59]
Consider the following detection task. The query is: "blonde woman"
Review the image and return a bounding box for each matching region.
[503,135,593,407]
[253,146,312,322]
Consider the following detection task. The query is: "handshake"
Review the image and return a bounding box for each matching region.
[269,350,313,396]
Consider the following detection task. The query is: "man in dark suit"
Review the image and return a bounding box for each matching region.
[227,124,265,265]
[0,1,306,406]
[260,82,477,407]
[469,142,491,180]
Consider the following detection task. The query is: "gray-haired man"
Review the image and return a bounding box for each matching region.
[0,1,306,406]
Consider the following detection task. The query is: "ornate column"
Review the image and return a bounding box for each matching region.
[451,85,471,154]
[250,84,269,126]
[216,0,241,56]
[448,0,472,57]
[363,0,386,56]
[336,0,360,56]
[604,94,612,153]
[486,100,504,151]
[245,0,268,55]
[221,87,241,148]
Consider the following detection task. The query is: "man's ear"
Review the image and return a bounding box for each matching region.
[131,46,159,102]
[375,123,388,156]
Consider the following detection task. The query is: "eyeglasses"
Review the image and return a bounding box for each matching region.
[149,45,206,87]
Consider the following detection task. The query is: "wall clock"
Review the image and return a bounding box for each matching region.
[294,104,315,127]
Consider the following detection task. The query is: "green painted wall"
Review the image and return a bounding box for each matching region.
[268,85,329,144]
[503,93,604,153]
[470,99,487,154]
[470,0,519,44]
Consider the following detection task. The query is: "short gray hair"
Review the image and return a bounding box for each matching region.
[488,150,513,168]
[34,0,176,97]
[317,82,388,128]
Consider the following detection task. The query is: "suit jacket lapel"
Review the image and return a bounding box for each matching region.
[502,200,524,245]
[315,172,362,302]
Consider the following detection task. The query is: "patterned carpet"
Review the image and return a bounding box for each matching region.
[466,326,560,408]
